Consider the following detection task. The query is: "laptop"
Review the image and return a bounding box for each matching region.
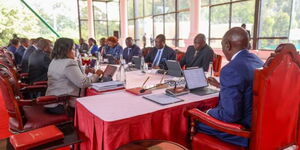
[101,65,118,82]
[131,56,141,69]
[183,68,219,96]
[165,60,182,77]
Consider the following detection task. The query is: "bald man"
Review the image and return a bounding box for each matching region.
[180,34,214,71]
[197,27,263,147]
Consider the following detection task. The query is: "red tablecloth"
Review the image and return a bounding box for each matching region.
[74,97,218,150]
[85,87,125,96]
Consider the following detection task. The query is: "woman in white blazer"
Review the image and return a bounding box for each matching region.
[45,38,103,114]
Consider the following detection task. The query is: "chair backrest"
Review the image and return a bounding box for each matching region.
[250,43,300,150]
[175,49,185,62]
[212,54,222,76]
[0,70,24,130]
[142,47,153,57]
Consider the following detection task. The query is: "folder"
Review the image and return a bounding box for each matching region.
[10,125,64,150]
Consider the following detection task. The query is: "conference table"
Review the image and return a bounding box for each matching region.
[74,69,219,150]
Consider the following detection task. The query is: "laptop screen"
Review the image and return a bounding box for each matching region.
[183,68,208,90]
[165,60,182,77]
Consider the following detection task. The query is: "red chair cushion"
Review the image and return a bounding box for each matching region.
[192,133,246,150]
[9,105,71,132]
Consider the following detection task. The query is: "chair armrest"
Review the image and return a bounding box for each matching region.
[33,81,48,85]
[36,95,71,105]
[17,99,35,106]
[20,85,47,92]
[187,108,251,138]
[19,73,29,79]
[19,83,29,88]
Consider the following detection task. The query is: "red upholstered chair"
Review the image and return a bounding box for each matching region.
[186,43,300,150]
[212,54,222,77]
[175,49,185,62]
[0,69,72,133]
[142,47,153,57]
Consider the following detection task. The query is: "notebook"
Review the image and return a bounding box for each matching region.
[143,93,183,105]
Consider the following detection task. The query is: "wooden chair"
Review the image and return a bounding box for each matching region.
[186,44,300,150]
[0,70,72,133]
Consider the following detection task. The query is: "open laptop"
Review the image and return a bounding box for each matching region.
[183,68,219,96]
[131,56,141,69]
[165,60,182,77]
[101,65,118,82]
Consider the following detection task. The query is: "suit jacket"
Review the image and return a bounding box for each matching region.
[123,44,141,63]
[45,58,99,108]
[180,45,214,71]
[198,50,263,147]
[145,45,176,69]
[20,45,36,73]
[7,45,17,54]
[28,49,51,83]
[14,46,26,66]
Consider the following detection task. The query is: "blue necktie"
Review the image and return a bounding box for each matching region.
[153,50,162,66]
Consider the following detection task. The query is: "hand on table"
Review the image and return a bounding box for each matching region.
[85,67,95,74]
[95,69,104,76]
[207,77,220,88]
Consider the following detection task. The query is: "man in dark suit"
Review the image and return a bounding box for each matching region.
[197,27,264,147]
[180,34,214,71]
[28,39,52,84]
[20,38,40,73]
[79,38,89,54]
[145,34,176,69]
[14,38,29,66]
[98,37,109,56]
[123,37,140,63]
[7,38,20,54]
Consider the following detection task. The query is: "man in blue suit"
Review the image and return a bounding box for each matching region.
[123,37,141,64]
[145,34,176,69]
[197,27,264,147]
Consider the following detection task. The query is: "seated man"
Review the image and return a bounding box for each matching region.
[180,34,214,71]
[197,27,263,147]
[123,37,141,64]
[79,38,89,54]
[7,38,20,54]
[98,37,109,55]
[14,38,29,66]
[145,34,176,69]
[21,38,40,73]
[28,39,52,84]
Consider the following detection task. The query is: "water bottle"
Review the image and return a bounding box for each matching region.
[120,54,126,65]
[116,63,126,84]
[140,56,145,72]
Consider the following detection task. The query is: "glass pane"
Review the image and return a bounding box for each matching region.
[178,0,190,10]
[210,40,222,49]
[134,0,143,17]
[144,17,153,47]
[80,21,89,39]
[154,16,164,37]
[135,19,144,40]
[79,0,88,19]
[127,0,134,19]
[94,2,107,20]
[165,13,176,39]
[201,0,210,6]
[164,0,175,13]
[258,39,289,50]
[259,0,292,37]
[178,12,190,39]
[210,5,230,38]
[211,0,230,5]
[178,40,185,48]
[108,21,120,36]
[166,40,175,48]
[128,20,135,38]
[289,0,300,50]
[144,0,153,16]
[154,0,164,15]
[95,21,107,39]
[107,2,120,21]
[199,7,209,39]
[231,1,255,38]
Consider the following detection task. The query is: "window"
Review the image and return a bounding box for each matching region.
[78,0,120,40]
[289,0,300,49]
[127,0,190,47]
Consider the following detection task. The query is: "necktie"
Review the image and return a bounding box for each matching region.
[153,50,162,66]
[128,48,131,56]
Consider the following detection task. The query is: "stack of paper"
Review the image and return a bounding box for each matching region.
[91,81,124,92]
